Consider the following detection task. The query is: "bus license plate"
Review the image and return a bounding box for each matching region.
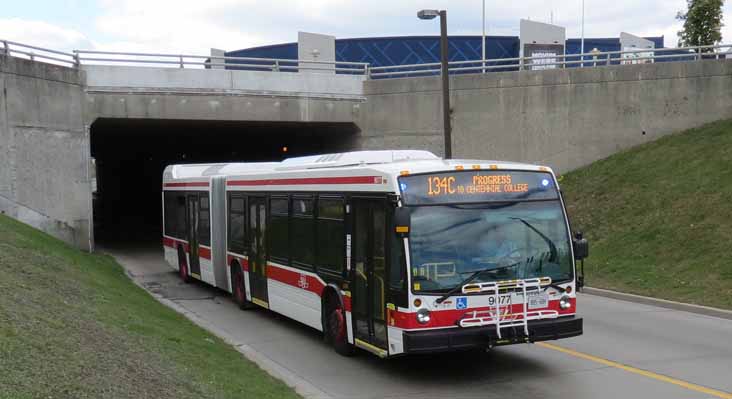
[528,293,549,309]
[488,295,512,307]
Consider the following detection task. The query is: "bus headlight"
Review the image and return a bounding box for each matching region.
[416,308,431,324]
[560,295,572,310]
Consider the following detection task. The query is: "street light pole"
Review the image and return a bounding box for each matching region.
[581,0,585,67]
[418,9,452,159]
[439,11,452,159]
[482,0,486,73]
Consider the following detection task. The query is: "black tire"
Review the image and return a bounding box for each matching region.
[177,246,191,283]
[231,263,255,310]
[324,294,355,356]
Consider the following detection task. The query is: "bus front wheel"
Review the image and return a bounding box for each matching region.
[325,296,354,356]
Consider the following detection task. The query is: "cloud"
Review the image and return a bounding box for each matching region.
[0,18,93,51]
[2,0,730,57]
[93,0,273,54]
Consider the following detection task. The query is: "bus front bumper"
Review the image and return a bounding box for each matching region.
[402,316,583,354]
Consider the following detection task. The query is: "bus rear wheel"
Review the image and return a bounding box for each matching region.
[232,264,255,310]
[177,247,191,283]
[325,297,354,356]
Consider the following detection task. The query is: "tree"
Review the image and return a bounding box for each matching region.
[677,0,724,52]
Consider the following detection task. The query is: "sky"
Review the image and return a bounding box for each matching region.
[1,0,731,56]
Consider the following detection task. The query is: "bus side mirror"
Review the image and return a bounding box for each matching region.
[573,231,589,260]
[394,207,411,237]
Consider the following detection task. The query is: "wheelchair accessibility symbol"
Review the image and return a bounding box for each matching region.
[456,297,468,310]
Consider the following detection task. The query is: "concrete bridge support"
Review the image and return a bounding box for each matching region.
[0,55,92,250]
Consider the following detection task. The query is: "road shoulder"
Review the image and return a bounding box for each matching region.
[584,286,732,321]
[106,249,333,399]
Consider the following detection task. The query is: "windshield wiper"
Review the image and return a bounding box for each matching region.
[434,262,520,304]
[509,217,558,262]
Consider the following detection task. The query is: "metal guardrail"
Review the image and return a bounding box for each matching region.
[2,38,731,80]
[0,39,369,74]
[1,39,78,66]
[74,49,370,74]
[369,44,732,78]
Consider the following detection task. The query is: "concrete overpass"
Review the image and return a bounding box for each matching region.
[2,43,732,250]
[84,65,366,123]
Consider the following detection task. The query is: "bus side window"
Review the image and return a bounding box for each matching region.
[164,192,186,239]
[317,197,345,274]
[292,197,315,269]
[228,195,246,254]
[269,197,290,264]
[199,195,211,246]
[163,192,176,238]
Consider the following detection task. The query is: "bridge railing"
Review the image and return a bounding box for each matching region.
[2,38,731,80]
[1,40,79,66]
[368,44,732,78]
[73,49,370,74]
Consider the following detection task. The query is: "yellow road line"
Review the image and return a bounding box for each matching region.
[537,342,732,399]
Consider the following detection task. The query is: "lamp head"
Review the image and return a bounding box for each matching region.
[417,9,439,20]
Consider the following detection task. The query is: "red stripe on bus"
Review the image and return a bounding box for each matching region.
[163,236,187,249]
[164,182,210,188]
[267,264,326,296]
[391,298,576,330]
[227,255,249,272]
[227,176,382,186]
[199,246,212,260]
[343,295,352,312]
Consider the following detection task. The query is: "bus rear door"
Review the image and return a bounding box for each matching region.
[352,198,388,357]
[248,196,269,308]
[186,195,201,279]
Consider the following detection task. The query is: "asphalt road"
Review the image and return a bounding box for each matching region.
[108,245,732,399]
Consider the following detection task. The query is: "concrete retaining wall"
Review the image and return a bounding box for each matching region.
[359,59,732,173]
[0,55,91,250]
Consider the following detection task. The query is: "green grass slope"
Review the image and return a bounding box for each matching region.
[561,119,732,310]
[0,215,300,399]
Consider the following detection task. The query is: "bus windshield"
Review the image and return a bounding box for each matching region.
[408,200,573,293]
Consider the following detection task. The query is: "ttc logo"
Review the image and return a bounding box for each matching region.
[297,274,309,290]
[456,297,468,310]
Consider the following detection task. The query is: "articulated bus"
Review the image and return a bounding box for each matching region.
[162,150,586,358]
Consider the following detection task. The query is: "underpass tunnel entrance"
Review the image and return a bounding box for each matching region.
[90,118,359,246]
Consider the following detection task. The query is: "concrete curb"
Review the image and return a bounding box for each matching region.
[108,252,333,399]
[583,286,732,321]
[145,290,333,399]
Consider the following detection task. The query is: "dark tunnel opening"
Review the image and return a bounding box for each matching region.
[90,118,359,246]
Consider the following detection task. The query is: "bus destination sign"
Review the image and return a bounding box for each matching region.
[399,170,559,205]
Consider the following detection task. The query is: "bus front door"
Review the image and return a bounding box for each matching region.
[186,195,201,279]
[248,197,269,308]
[352,198,388,357]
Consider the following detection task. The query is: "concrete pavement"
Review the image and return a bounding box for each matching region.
[108,245,732,399]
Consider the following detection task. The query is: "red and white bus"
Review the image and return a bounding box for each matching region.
[162,150,586,357]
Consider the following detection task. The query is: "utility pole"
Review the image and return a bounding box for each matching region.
[482,0,486,73]
[418,9,452,159]
[581,0,585,66]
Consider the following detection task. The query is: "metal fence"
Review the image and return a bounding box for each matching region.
[368,44,732,78]
[2,38,731,80]
[74,49,370,74]
[1,40,78,66]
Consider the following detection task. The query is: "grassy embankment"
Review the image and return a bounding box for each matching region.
[561,119,732,310]
[0,214,299,399]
